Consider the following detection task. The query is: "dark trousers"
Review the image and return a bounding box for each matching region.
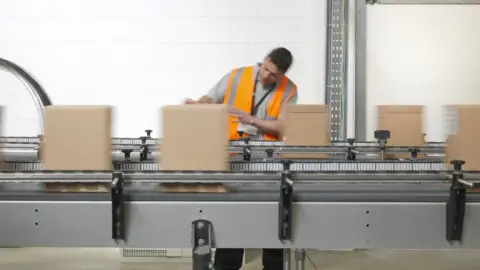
[214,248,284,270]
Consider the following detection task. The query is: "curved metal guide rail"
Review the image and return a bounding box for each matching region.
[0,58,53,134]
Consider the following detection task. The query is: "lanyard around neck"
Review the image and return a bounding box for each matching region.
[250,71,275,116]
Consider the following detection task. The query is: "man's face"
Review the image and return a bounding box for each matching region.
[259,58,282,86]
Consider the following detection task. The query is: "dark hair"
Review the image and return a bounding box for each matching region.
[267,47,293,73]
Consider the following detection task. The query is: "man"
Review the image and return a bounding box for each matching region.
[185,47,298,270]
[186,47,298,142]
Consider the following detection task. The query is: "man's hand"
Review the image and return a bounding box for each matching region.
[229,108,255,125]
[184,96,215,104]
[184,98,197,104]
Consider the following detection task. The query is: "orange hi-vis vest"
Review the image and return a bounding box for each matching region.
[223,66,297,140]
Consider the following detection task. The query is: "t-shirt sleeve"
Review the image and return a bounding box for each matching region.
[285,88,298,105]
[206,73,230,104]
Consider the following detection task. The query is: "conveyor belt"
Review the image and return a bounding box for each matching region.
[0,137,445,154]
[0,166,477,252]
[0,148,445,163]
[0,168,479,201]
[2,160,447,172]
[0,136,473,255]
[1,167,474,181]
[1,144,445,153]
[0,136,446,148]
[0,183,479,202]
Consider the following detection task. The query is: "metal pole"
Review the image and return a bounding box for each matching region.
[283,248,291,270]
[325,0,350,141]
[294,248,306,270]
[354,0,368,140]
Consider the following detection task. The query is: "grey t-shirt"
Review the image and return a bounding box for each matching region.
[206,64,298,139]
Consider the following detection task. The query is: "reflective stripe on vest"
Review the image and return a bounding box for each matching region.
[223,66,297,140]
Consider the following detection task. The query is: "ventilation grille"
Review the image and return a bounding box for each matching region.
[122,248,168,257]
[122,248,215,258]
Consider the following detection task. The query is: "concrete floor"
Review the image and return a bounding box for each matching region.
[0,248,480,270]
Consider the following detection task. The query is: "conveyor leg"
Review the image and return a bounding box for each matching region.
[294,248,305,270]
[283,248,291,270]
[192,219,214,270]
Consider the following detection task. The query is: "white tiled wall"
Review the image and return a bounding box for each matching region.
[0,0,326,137]
[366,5,480,141]
[2,1,480,142]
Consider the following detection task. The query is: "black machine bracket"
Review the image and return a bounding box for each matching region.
[237,131,252,161]
[265,148,275,159]
[374,130,390,150]
[346,138,358,161]
[374,130,390,160]
[409,148,420,160]
[122,149,133,161]
[111,171,126,242]
[139,136,150,161]
[446,160,474,243]
[192,219,215,270]
[278,161,294,242]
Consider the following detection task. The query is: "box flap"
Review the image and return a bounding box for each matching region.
[163,104,226,111]
[445,104,480,109]
[378,105,423,114]
[287,104,328,113]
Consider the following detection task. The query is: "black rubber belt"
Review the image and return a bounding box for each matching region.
[2,189,480,203]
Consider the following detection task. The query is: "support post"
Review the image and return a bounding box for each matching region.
[294,248,306,270]
[354,0,367,140]
[325,0,350,141]
[279,161,294,242]
[111,171,125,242]
[192,219,214,270]
[283,248,291,270]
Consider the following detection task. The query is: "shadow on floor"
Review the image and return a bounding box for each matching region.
[1,248,480,270]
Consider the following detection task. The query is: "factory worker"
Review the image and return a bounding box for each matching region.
[186,47,298,141]
[185,47,298,270]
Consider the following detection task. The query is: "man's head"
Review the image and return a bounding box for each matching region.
[258,47,293,86]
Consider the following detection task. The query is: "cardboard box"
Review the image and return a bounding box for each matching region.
[377,105,424,159]
[0,106,3,169]
[444,105,480,170]
[283,105,330,159]
[42,105,112,171]
[160,104,229,171]
[37,135,44,160]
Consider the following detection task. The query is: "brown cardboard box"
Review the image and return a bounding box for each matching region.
[0,106,3,169]
[377,105,424,159]
[37,135,44,161]
[42,105,112,171]
[283,105,330,159]
[160,104,229,171]
[444,105,480,170]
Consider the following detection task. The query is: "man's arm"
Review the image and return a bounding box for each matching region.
[190,73,229,104]
[250,91,298,138]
